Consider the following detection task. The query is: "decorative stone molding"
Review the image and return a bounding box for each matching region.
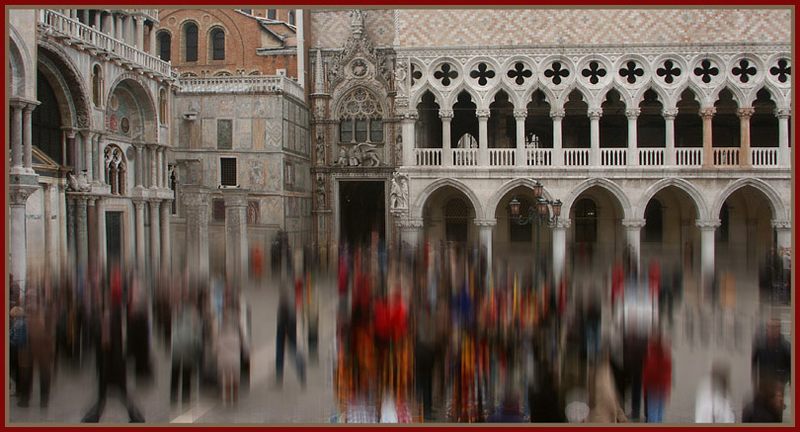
[625,108,641,119]
[513,109,528,120]
[476,108,491,118]
[474,219,497,228]
[771,219,791,230]
[8,184,38,206]
[397,217,425,230]
[695,219,722,229]
[621,218,647,229]
[402,111,419,121]
[550,109,566,120]
[699,107,716,119]
[661,108,679,120]
[774,108,791,119]
[737,107,755,119]
[438,109,454,120]
[588,108,603,120]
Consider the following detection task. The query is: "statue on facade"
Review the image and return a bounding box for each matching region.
[352,143,381,167]
[390,171,409,210]
[67,170,92,192]
[316,173,326,207]
[316,131,326,166]
[350,9,366,33]
[335,147,349,165]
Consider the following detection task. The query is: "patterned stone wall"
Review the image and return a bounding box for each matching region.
[309,9,396,48]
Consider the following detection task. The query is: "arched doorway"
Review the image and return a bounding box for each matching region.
[422,185,478,250]
[640,186,702,273]
[493,185,554,277]
[568,186,625,273]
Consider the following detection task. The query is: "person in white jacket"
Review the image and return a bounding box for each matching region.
[695,361,735,423]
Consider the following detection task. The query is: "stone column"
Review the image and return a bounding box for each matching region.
[96,197,107,273]
[157,147,164,188]
[95,134,106,184]
[224,190,250,286]
[776,108,790,167]
[149,144,158,189]
[160,200,172,271]
[440,109,453,167]
[134,200,146,270]
[622,218,646,275]
[58,184,68,276]
[772,220,791,255]
[663,108,677,166]
[476,219,496,282]
[399,218,424,251]
[697,219,720,289]
[115,15,122,40]
[477,109,490,166]
[66,198,76,272]
[93,9,101,28]
[738,107,754,167]
[700,107,716,167]
[149,200,161,273]
[551,109,564,166]
[552,219,570,283]
[87,198,96,274]
[401,113,417,166]
[81,130,94,181]
[135,144,144,187]
[626,108,640,166]
[589,108,602,166]
[9,185,37,297]
[134,16,145,50]
[183,187,210,280]
[64,129,77,169]
[148,23,156,54]
[22,102,38,173]
[514,109,527,167]
[10,101,23,173]
[76,196,89,274]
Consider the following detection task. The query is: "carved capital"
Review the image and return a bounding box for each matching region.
[621,218,647,229]
[398,217,425,230]
[476,109,491,119]
[696,219,721,230]
[737,107,755,119]
[402,112,419,121]
[774,108,791,119]
[474,219,497,228]
[555,219,571,230]
[625,108,641,119]
[661,108,678,120]
[438,109,454,120]
[8,184,38,206]
[513,109,528,120]
[550,109,565,120]
[772,219,791,230]
[699,107,716,119]
[587,108,603,120]
[133,200,146,210]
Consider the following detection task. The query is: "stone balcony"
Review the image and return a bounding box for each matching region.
[176,75,305,101]
[411,146,784,169]
[38,9,174,80]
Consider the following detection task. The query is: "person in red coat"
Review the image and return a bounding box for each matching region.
[642,333,672,423]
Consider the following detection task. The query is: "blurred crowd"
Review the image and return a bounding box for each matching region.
[7,231,792,424]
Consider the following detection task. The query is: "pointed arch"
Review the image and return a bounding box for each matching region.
[597,83,635,110]
[9,28,30,97]
[636,177,708,220]
[37,41,92,128]
[486,83,522,110]
[445,83,482,111]
[676,80,711,107]
[412,178,484,220]
[410,85,444,112]
[523,85,558,111]
[562,178,633,221]
[711,178,788,221]
[710,84,746,109]
[633,85,673,110]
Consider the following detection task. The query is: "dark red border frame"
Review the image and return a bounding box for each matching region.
[2,1,796,431]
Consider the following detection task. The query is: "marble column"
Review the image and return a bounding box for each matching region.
[76,196,89,275]
[224,190,250,286]
[697,219,720,289]
[401,113,417,166]
[114,15,122,40]
[58,184,68,276]
[738,107,754,167]
[135,16,145,50]
[160,200,172,271]
[514,109,527,167]
[135,144,144,187]
[64,129,77,170]
[773,220,791,255]
[96,197,107,273]
[551,109,564,166]
[148,23,156,54]
[10,101,23,173]
[552,219,570,283]
[622,218,646,275]
[81,130,94,181]
[476,219,496,283]
[663,108,677,166]
[149,200,161,273]
[22,102,38,173]
[134,200,146,270]
[477,109,490,166]
[157,147,164,188]
[149,144,158,189]
[87,198,97,273]
[700,107,716,167]
[399,218,424,251]
[776,108,790,167]
[95,134,106,185]
[589,108,602,166]
[440,109,453,167]
[626,108,640,166]
[93,9,101,28]
[9,185,37,298]
[183,187,210,280]
[66,198,76,272]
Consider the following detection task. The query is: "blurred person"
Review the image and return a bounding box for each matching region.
[743,377,785,423]
[82,297,145,422]
[752,318,790,391]
[10,305,27,402]
[528,347,565,423]
[170,290,202,406]
[622,332,648,421]
[414,302,436,420]
[488,391,524,423]
[695,361,735,423]
[217,306,241,404]
[23,296,56,409]
[275,282,306,388]
[642,331,672,423]
[588,348,627,423]
[126,275,153,386]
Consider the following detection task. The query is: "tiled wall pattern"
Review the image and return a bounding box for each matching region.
[311,9,790,49]
[310,9,396,48]
[395,9,791,47]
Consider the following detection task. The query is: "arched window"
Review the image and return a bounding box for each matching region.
[92,64,103,107]
[267,9,276,19]
[210,28,225,61]
[643,199,663,242]
[338,88,383,144]
[184,22,198,62]
[157,31,171,62]
[159,89,168,125]
[457,133,478,149]
[574,198,598,244]
[445,198,470,243]
[104,145,127,195]
[288,11,296,25]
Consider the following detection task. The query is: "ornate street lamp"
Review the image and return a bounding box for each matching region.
[509,180,562,280]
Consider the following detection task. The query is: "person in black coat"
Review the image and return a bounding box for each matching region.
[752,318,791,391]
[743,378,785,423]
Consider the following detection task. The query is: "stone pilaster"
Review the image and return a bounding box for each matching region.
[588,108,602,166]
[514,108,527,167]
[551,108,565,166]
[700,107,716,167]
[626,108,640,166]
[9,184,37,298]
[224,190,250,286]
[149,200,161,273]
[622,218,647,274]
[662,108,678,166]
[738,107,754,167]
